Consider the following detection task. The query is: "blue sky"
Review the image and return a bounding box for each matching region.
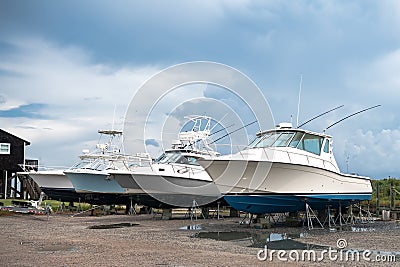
[0,0,399,178]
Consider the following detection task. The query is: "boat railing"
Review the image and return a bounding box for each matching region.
[19,164,70,172]
[72,152,153,171]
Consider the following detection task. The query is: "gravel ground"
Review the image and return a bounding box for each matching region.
[0,213,399,266]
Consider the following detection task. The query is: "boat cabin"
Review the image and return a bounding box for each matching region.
[249,123,332,156]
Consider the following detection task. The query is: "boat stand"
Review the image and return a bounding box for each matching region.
[304,203,324,230]
[239,213,253,226]
[322,205,336,228]
[71,205,101,217]
[56,200,65,213]
[127,197,136,215]
[334,203,347,228]
[352,203,373,223]
[210,201,223,220]
[264,213,287,225]
[189,200,206,221]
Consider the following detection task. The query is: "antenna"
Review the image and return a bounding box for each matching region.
[297,105,344,128]
[296,74,303,127]
[324,104,381,131]
[112,104,117,131]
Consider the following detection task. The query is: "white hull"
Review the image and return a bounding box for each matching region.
[199,159,372,195]
[28,170,73,190]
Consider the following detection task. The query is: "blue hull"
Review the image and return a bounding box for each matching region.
[224,193,372,214]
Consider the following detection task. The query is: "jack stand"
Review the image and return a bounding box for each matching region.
[57,200,64,213]
[335,203,346,229]
[190,200,205,221]
[346,205,355,225]
[77,198,82,212]
[240,213,251,225]
[249,213,254,227]
[127,197,136,215]
[304,203,324,230]
[323,205,336,228]
[71,205,100,217]
[354,204,373,223]
[189,200,204,237]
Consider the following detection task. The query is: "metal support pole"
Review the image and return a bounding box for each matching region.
[4,170,7,200]
[390,181,395,210]
[217,201,220,220]
[376,182,380,216]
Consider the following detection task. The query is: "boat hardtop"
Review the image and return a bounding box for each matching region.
[247,122,334,158]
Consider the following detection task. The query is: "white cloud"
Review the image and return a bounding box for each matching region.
[346,49,400,98]
[0,37,160,167]
[333,128,400,178]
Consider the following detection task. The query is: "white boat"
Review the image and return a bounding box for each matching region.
[112,115,225,208]
[26,130,148,205]
[64,130,151,195]
[25,168,80,203]
[198,122,373,214]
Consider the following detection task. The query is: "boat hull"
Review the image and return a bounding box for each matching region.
[28,171,81,202]
[199,159,372,214]
[118,171,223,208]
[64,170,125,194]
[28,171,73,191]
[223,193,371,214]
[40,187,81,203]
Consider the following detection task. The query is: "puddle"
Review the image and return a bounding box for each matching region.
[179,224,202,230]
[195,231,325,250]
[88,222,139,229]
[37,245,78,252]
[351,226,376,232]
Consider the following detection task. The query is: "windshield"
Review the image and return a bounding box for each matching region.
[155,151,200,165]
[248,130,325,155]
[155,151,182,163]
[249,132,295,148]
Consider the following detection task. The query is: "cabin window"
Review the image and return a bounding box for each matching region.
[186,156,200,166]
[273,132,295,147]
[323,139,330,153]
[288,132,304,148]
[300,134,323,155]
[176,156,189,164]
[252,133,277,148]
[0,143,10,154]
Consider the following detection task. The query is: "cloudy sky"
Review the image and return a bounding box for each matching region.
[0,0,399,179]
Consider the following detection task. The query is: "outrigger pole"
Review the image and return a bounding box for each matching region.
[324,104,381,132]
[297,105,344,128]
[209,120,258,145]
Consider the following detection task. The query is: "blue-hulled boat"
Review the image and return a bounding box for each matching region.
[199,122,372,214]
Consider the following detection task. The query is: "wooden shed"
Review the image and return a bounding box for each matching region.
[0,129,39,199]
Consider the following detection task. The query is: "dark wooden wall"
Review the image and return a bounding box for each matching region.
[0,129,27,172]
[0,129,31,198]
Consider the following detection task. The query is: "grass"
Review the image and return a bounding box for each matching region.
[0,198,95,212]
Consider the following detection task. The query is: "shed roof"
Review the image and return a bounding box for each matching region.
[0,129,31,145]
